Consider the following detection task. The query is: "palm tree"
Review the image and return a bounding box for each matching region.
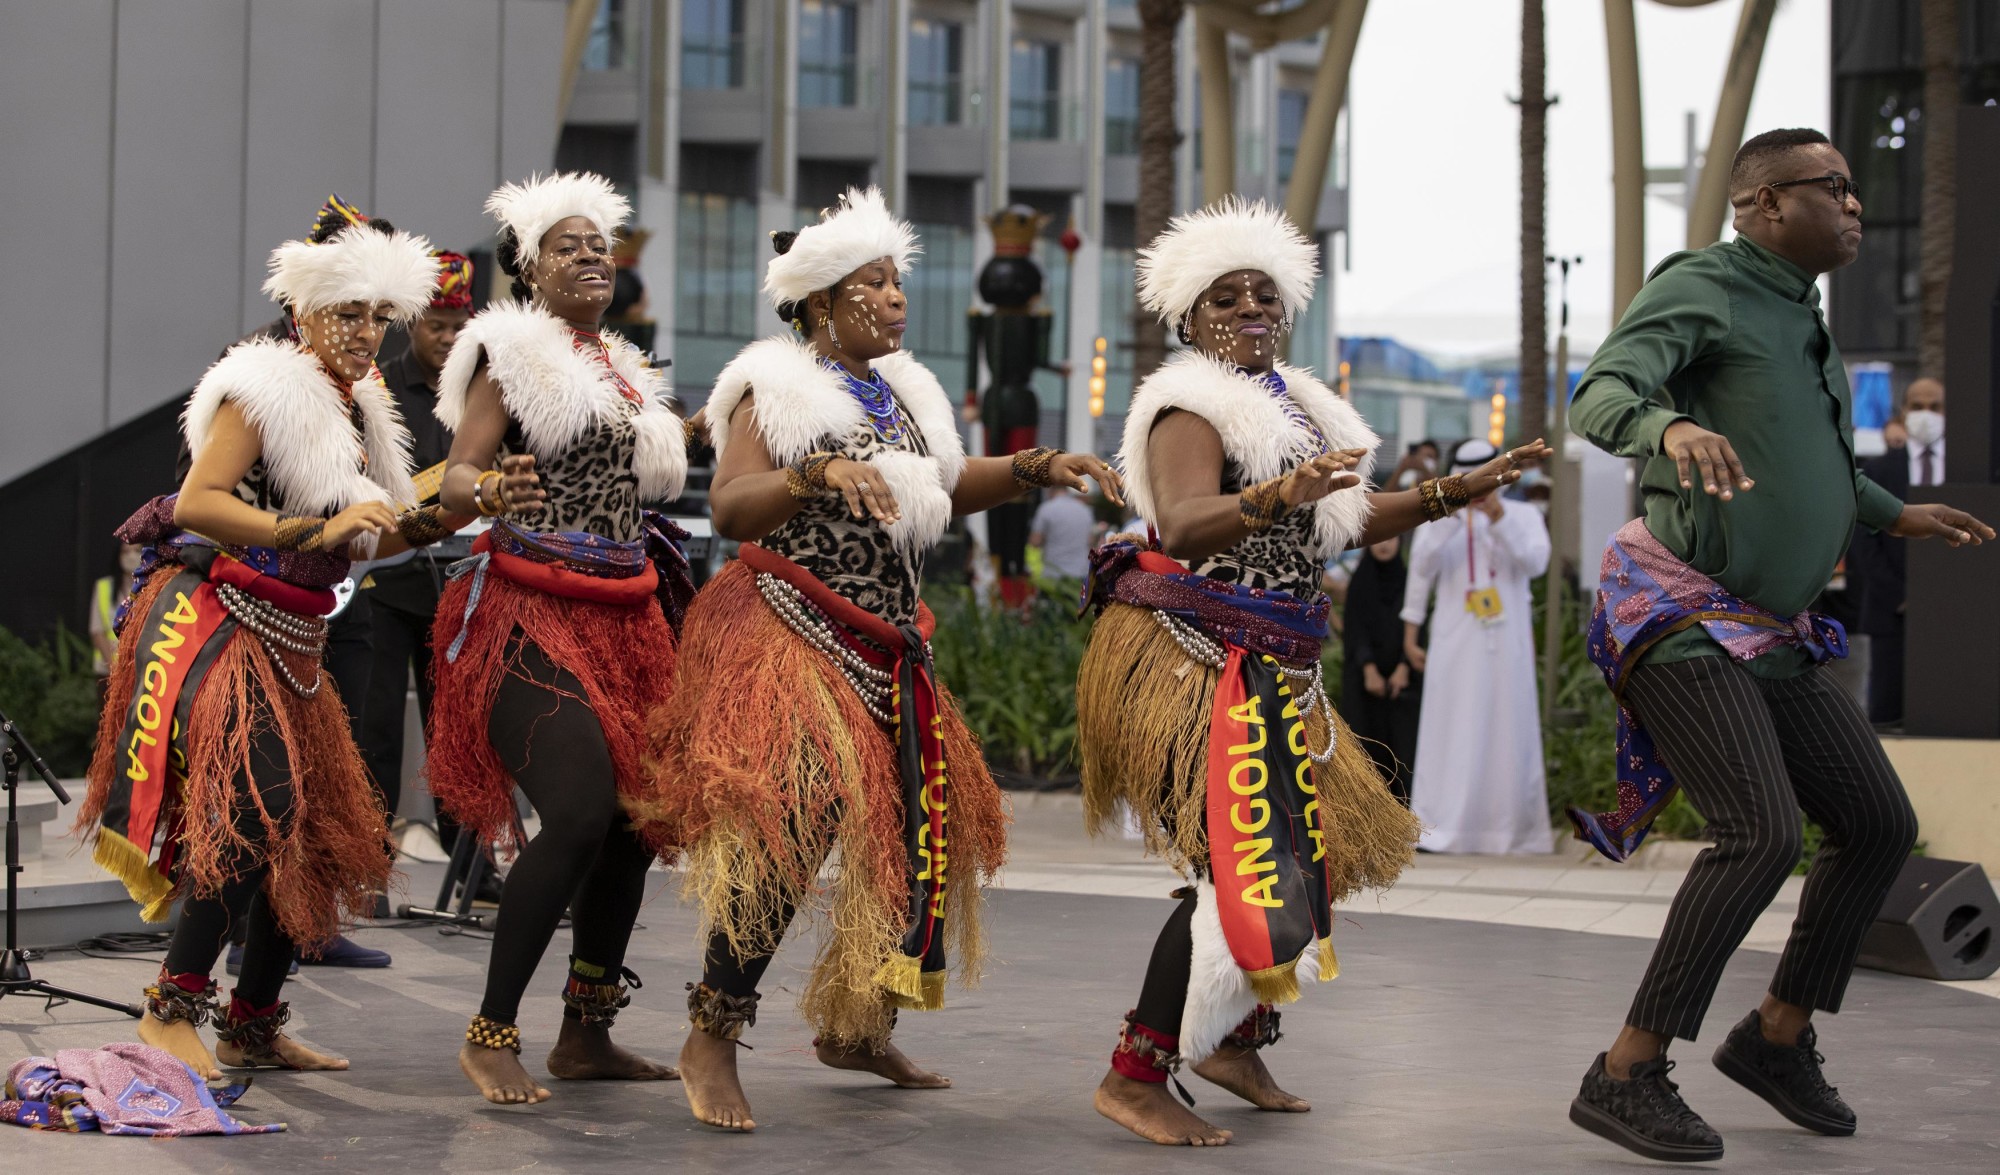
[1918,0,1959,381]
[1133,0,1187,382]
[1517,0,1549,445]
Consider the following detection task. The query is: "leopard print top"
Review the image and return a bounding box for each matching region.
[501,399,642,543]
[1191,456,1327,600]
[765,404,930,626]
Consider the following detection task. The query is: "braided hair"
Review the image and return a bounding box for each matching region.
[495,226,534,302]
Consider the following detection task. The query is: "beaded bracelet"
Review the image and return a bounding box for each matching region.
[396,504,452,548]
[682,416,704,449]
[785,452,838,502]
[1238,477,1290,532]
[465,1013,522,1054]
[474,470,506,517]
[273,513,328,553]
[1417,476,1474,522]
[1010,446,1061,489]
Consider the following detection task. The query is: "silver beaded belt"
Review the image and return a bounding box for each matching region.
[1152,610,1337,765]
[755,573,909,725]
[215,582,328,698]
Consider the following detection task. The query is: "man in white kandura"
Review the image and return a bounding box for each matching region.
[1400,439,1553,854]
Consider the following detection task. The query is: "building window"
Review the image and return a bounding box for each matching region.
[675,192,761,392]
[1276,89,1309,183]
[584,0,635,71]
[800,0,860,108]
[1010,39,1063,141]
[1105,55,1139,155]
[683,0,745,89]
[909,19,964,126]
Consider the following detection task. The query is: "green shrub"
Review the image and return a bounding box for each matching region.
[0,623,103,778]
[925,584,1091,779]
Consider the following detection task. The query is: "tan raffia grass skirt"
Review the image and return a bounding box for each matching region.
[639,560,1007,1048]
[1077,602,1418,900]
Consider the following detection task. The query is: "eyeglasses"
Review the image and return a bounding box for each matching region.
[1767,173,1860,204]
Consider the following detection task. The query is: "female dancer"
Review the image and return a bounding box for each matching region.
[430,172,690,1106]
[82,206,454,1078]
[647,187,1121,1132]
[1077,198,1546,1146]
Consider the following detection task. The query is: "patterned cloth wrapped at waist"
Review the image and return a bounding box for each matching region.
[1083,539,1329,666]
[1571,517,1847,862]
[444,512,696,662]
[113,494,346,630]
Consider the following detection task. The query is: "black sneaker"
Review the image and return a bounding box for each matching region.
[1570,1052,1724,1163]
[1712,1011,1856,1136]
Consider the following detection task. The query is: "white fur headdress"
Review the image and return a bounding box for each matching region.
[764,187,920,310]
[485,172,632,268]
[262,225,439,322]
[1135,196,1319,329]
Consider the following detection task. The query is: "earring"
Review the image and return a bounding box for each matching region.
[825,315,841,351]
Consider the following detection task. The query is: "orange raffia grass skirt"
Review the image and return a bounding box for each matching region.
[79,574,392,946]
[1076,601,1417,902]
[427,570,679,854]
[638,560,1007,1048]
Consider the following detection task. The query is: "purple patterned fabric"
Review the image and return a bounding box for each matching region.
[112,494,351,630]
[475,511,696,631]
[1573,518,1846,862]
[1083,539,1329,666]
[3,1043,282,1135]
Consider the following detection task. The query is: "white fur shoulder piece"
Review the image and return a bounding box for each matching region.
[1120,351,1379,558]
[707,336,966,556]
[183,337,417,513]
[436,301,686,502]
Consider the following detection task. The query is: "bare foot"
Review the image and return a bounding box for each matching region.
[546,1018,679,1081]
[216,1033,350,1071]
[460,1042,552,1105]
[1192,1042,1310,1111]
[1094,1069,1232,1145]
[679,1028,755,1131]
[815,1036,951,1088]
[138,1015,220,1082]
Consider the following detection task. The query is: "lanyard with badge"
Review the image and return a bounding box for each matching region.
[1463,510,1504,626]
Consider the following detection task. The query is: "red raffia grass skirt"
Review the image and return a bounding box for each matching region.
[1077,602,1417,902]
[79,574,393,946]
[427,570,678,854]
[638,560,1006,1047]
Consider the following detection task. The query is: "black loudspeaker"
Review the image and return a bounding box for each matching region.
[1856,857,1999,981]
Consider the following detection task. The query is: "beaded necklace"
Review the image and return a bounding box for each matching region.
[1242,367,1329,456]
[569,327,644,405]
[819,357,909,444]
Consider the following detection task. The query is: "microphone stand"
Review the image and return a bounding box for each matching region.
[0,709,142,1017]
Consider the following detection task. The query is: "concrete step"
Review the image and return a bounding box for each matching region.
[11,827,164,951]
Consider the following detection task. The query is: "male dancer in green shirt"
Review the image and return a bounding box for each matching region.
[1564,128,1991,1163]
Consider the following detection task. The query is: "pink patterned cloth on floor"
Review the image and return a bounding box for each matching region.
[3,1042,284,1135]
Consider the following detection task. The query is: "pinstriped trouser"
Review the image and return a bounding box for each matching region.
[1620,655,1919,1042]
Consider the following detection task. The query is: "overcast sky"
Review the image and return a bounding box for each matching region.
[1332,0,1831,359]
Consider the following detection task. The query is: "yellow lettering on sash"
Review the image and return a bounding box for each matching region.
[1303,798,1326,862]
[1233,837,1277,876]
[149,593,196,664]
[1239,873,1283,908]
[1226,694,1265,755]
[135,693,162,731]
[124,745,149,783]
[141,660,168,695]
[1227,757,1268,795]
[1231,797,1270,835]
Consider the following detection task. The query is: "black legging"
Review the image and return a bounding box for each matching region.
[1130,777,1202,1036]
[476,638,657,1025]
[161,723,298,1008]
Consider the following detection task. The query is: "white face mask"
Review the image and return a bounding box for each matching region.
[1905,409,1945,447]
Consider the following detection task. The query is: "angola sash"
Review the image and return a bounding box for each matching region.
[739,542,951,1009]
[1574,518,1846,862]
[95,569,237,918]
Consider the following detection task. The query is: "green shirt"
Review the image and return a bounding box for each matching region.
[1569,236,1904,676]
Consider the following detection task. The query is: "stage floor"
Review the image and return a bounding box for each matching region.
[2,883,1997,1173]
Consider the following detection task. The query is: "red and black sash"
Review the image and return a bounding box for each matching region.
[96,569,238,914]
[1204,648,1335,1002]
[739,543,951,1009]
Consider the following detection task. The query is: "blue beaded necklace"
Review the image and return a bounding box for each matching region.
[820,357,909,444]
[1242,367,1329,455]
